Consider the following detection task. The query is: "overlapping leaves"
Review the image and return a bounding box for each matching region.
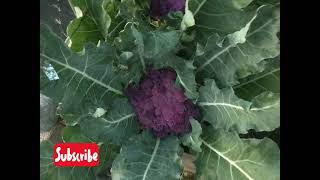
[67,0,131,51]
[111,131,184,180]
[80,98,140,145]
[40,141,96,180]
[66,0,152,52]
[235,56,280,100]
[181,119,202,152]
[40,0,280,179]
[196,126,280,180]
[194,4,280,87]
[67,0,113,51]
[115,22,198,99]
[198,79,279,133]
[40,126,120,180]
[41,24,124,125]
[189,0,256,41]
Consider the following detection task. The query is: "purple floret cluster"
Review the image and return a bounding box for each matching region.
[150,0,186,18]
[126,68,200,138]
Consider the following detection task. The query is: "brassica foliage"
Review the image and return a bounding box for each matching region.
[40,0,280,179]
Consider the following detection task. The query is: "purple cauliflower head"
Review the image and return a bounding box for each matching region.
[150,0,186,18]
[126,68,200,138]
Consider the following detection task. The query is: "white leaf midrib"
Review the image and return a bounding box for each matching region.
[193,0,207,16]
[197,44,234,72]
[199,101,278,112]
[251,103,279,111]
[101,113,135,124]
[199,102,244,110]
[201,138,254,180]
[177,74,193,95]
[234,68,280,89]
[142,138,160,180]
[40,53,123,95]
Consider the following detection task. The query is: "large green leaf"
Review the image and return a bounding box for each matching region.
[40,141,96,180]
[181,119,202,152]
[143,30,182,59]
[114,23,148,85]
[80,98,140,145]
[190,0,256,40]
[198,79,279,133]
[104,0,127,41]
[67,0,123,51]
[234,56,280,101]
[195,4,280,87]
[67,0,150,52]
[111,131,183,180]
[116,22,147,73]
[115,22,181,65]
[171,59,199,99]
[115,23,198,99]
[196,127,280,180]
[66,15,104,52]
[40,24,124,125]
